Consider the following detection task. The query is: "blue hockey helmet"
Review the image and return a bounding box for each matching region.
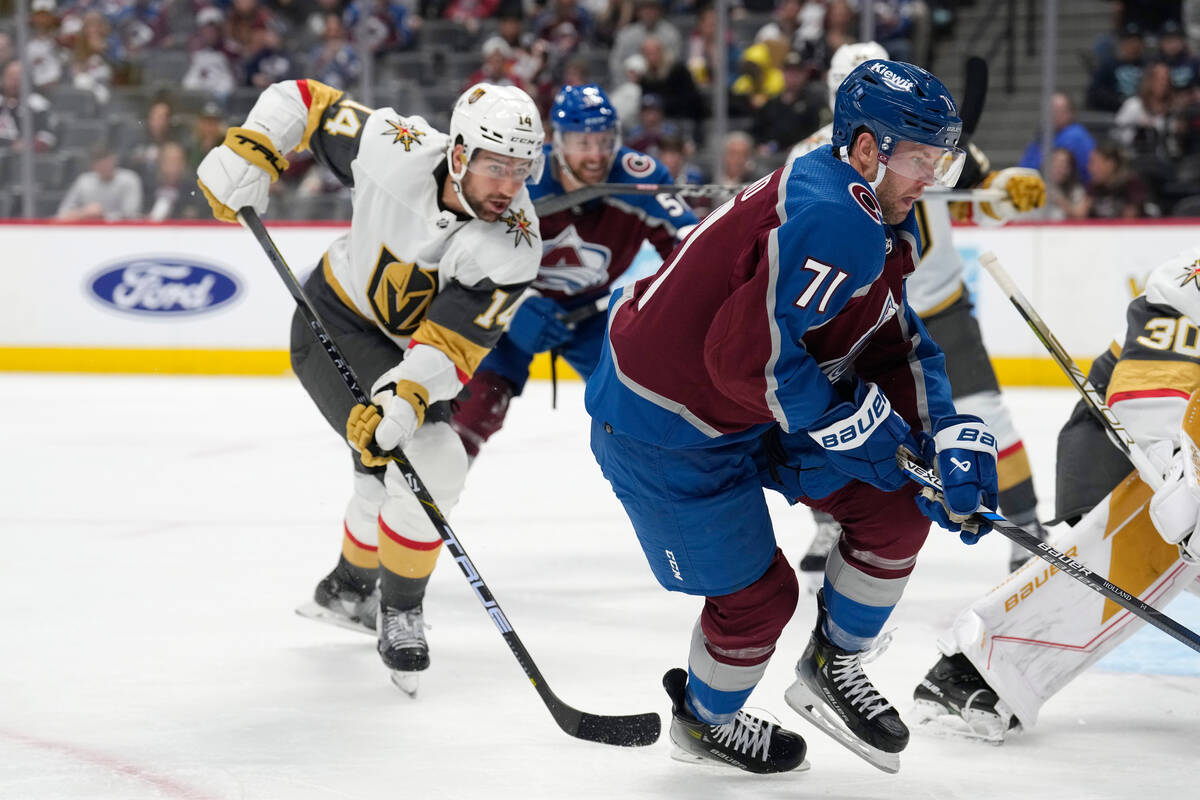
[550,84,621,184]
[832,59,965,187]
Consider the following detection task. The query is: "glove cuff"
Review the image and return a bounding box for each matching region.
[394,380,430,427]
[809,383,891,451]
[933,417,998,457]
[224,126,289,181]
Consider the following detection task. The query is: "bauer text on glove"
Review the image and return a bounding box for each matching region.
[915,414,999,543]
[808,382,918,492]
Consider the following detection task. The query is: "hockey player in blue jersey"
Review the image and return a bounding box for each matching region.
[450,84,698,460]
[586,60,1001,774]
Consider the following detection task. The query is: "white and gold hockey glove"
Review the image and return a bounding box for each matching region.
[196,127,289,224]
[346,379,429,468]
[979,167,1046,222]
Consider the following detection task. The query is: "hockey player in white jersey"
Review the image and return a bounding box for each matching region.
[912,247,1200,742]
[789,43,1048,581]
[196,80,544,692]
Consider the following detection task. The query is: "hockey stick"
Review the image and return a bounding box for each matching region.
[238,208,661,747]
[534,182,741,216]
[977,251,1164,490]
[897,447,1200,653]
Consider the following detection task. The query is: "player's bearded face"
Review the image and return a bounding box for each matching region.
[462,150,535,221]
[560,130,617,184]
[875,141,941,224]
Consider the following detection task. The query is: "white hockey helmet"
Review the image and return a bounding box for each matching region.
[827,41,890,109]
[447,83,545,217]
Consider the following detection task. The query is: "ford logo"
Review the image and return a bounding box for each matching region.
[87,256,241,316]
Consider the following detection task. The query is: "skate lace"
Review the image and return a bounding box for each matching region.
[380,607,426,648]
[710,711,775,760]
[830,653,893,720]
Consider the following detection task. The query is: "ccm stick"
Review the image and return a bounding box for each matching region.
[239,208,661,747]
[897,447,1200,653]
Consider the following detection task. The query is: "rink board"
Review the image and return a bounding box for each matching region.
[2,218,1198,383]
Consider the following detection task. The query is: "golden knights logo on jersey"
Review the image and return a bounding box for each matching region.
[1179,258,1200,291]
[383,119,426,151]
[501,208,536,248]
[367,246,439,336]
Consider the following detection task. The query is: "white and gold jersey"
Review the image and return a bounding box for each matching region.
[241,79,541,394]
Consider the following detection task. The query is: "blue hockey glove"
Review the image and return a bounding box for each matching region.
[808,382,918,492]
[914,414,1000,543]
[507,295,573,354]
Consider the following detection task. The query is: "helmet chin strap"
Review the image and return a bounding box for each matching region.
[837,144,888,189]
[447,151,480,219]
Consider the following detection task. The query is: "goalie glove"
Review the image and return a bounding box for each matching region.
[914,415,999,544]
[978,167,1046,222]
[345,377,429,468]
[196,127,289,223]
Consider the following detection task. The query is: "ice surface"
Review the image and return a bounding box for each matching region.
[1,375,1195,799]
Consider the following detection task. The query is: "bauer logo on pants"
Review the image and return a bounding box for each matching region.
[87,256,241,316]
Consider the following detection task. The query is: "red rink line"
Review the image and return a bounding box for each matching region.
[0,729,225,800]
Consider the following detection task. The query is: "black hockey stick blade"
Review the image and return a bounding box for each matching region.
[239,207,662,746]
[897,447,1200,654]
[960,56,988,138]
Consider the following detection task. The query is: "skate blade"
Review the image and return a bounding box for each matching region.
[909,699,1011,745]
[784,681,900,774]
[668,744,812,773]
[390,670,420,698]
[294,602,374,637]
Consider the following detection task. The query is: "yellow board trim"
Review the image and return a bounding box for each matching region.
[0,348,1093,386]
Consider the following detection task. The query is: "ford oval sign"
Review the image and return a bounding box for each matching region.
[87,256,241,316]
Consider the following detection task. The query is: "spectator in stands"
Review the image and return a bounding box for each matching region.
[184,7,238,101]
[1042,146,1089,221]
[639,34,704,122]
[533,0,595,56]
[111,0,172,57]
[609,0,683,85]
[244,26,295,88]
[57,144,143,221]
[444,0,502,33]
[66,11,121,106]
[756,0,804,50]
[127,97,174,183]
[28,0,65,90]
[186,101,225,169]
[611,52,645,123]
[464,36,527,91]
[344,0,420,54]
[751,50,823,155]
[1088,22,1147,112]
[494,5,545,87]
[1114,60,1175,157]
[0,60,58,153]
[821,0,858,61]
[716,130,758,185]
[872,0,931,65]
[625,92,679,156]
[1018,92,1097,185]
[146,141,207,221]
[308,12,363,91]
[729,34,787,115]
[686,2,738,93]
[1158,20,1200,90]
[657,131,705,185]
[226,0,274,59]
[0,31,13,68]
[1084,141,1151,218]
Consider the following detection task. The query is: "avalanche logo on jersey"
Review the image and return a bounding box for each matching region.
[818,292,899,381]
[849,183,882,224]
[500,208,536,248]
[621,152,656,179]
[537,224,612,294]
[87,256,240,316]
[383,119,425,151]
[367,246,438,336]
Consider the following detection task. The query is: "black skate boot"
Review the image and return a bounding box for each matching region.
[295,559,379,636]
[663,668,808,774]
[912,653,1019,744]
[378,603,428,697]
[784,592,907,773]
[799,512,841,592]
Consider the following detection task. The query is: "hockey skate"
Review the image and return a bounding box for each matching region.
[799,512,841,592]
[784,594,907,773]
[378,603,428,697]
[1008,519,1049,572]
[662,668,808,774]
[295,563,379,636]
[911,653,1019,744]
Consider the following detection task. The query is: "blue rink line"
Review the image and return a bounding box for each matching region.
[1095,592,1200,676]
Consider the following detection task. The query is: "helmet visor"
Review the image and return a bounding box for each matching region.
[559,130,619,157]
[465,150,541,183]
[880,143,966,188]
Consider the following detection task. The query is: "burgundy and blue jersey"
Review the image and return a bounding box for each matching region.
[585,145,955,458]
[527,145,698,308]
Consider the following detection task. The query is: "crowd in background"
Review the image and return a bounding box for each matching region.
[11,1,1200,223]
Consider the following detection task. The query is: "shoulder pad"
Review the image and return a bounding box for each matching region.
[1145,248,1200,322]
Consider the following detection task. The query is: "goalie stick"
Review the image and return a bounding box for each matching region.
[238,208,661,747]
[977,251,1164,491]
[897,447,1200,653]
